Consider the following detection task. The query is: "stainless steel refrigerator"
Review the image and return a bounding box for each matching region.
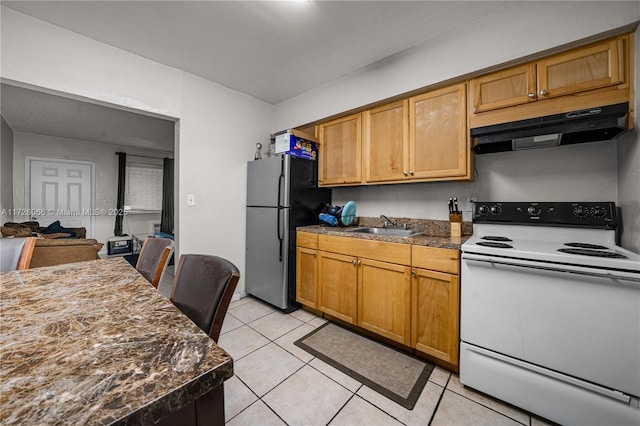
[246,155,331,312]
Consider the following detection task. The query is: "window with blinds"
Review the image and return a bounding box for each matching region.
[125,162,163,212]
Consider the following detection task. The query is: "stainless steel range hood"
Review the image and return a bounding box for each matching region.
[470,103,629,154]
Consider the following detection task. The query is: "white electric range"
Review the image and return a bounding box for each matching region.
[460,201,640,425]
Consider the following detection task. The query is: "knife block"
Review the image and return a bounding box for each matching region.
[449,213,462,238]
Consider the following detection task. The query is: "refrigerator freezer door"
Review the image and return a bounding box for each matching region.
[245,206,290,309]
[247,156,287,207]
[288,157,331,226]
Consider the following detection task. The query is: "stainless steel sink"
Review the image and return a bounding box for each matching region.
[345,227,422,238]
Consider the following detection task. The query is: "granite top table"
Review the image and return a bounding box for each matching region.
[0,257,233,425]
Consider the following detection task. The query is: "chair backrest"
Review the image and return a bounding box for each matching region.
[135,237,174,288]
[170,254,240,341]
[0,237,36,272]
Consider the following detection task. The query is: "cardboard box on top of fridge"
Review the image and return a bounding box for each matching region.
[274,129,318,160]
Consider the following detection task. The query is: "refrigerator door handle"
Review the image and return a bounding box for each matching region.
[277,166,285,262]
[277,207,284,262]
[277,170,284,208]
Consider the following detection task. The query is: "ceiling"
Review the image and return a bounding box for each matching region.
[1,1,518,150]
[2,1,518,105]
[0,84,176,151]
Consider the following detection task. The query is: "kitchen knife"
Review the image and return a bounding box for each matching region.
[448,198,453,214]
[453,197,459,213]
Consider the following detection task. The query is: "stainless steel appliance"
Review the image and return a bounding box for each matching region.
[460,201,640,425]
[246,155,331,312]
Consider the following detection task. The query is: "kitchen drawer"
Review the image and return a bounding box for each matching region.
[412,246,459,275]
[318,234,411,265]
[297,231,318,249]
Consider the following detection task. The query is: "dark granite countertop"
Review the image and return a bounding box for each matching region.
[298,217,472,250]
[0,257,233,425]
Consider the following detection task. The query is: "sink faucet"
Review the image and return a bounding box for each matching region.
[380,215,399,228]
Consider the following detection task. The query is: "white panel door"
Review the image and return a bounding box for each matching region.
[29,159,93,233]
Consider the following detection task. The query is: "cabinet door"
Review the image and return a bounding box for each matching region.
[537,39,623,100]
[296,247,318,309]
[411,268,459,366]
[318,251,358,324]
[409,83,468,179]
[472,64,537,113]
[363,100,409,183]
[358,259,411,345]
[317,113,362,186]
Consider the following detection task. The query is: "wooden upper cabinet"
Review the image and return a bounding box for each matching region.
[363,100,409,183]
[471,37,627,116]
[472,64,537,113]
[409,83,469,179]
[537,38,623,99]
[317,113,362,186]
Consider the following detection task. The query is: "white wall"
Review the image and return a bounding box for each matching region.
[12,132,171,245]
[273,1,640,251]
[1,7,272,294]
[177,72,271,263]
[274,2,639,129]
[616,28,640,252]
[1,116,14,225]
[332,140,618,220]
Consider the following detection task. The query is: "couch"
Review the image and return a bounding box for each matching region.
[1,221,103,268]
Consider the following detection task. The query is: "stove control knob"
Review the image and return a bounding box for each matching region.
[591,206,606,217]
[490,205,502,215]
[478,205,489,215]
[573,205,588,217]
[527,206,541,216]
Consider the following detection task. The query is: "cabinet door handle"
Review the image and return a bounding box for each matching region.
[403,171,408,176]
[412,270,417,276]
[409,170,414,176]
[528,93,536,98]
[357,260,361,266]
[352,260,357,265]
[539,89,548,96]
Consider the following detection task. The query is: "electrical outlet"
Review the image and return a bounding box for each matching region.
[465,196,477,212]
[187,194,195,206]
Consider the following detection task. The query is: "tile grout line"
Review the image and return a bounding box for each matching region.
[228,309,350,425]
[427,374,449,425]
[443,382,532,425]
[226,300,537,425]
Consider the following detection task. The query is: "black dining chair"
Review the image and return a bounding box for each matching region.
[170,254,240,341]
[135,237,174,288]
[0,237,36,272]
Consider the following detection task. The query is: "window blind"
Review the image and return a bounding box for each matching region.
[125,163,163,211]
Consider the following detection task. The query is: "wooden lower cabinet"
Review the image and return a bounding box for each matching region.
[358,259,411,345]
[318,251,358,324]
[411,268,460,366]
[297,232,461,368]
[296,247,318,309]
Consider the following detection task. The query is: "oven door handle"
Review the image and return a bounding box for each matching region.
[462,253,640,284]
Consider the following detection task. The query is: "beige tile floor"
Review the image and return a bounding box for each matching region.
[201,295,557,426]
[157,271,553,426]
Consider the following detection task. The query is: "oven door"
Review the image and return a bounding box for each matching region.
[460,253,640,397]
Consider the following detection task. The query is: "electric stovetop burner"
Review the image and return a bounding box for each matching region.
[558,248,627,258]
[564,242,609,250]
[482,236,513,242]
[477,241,513,248]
